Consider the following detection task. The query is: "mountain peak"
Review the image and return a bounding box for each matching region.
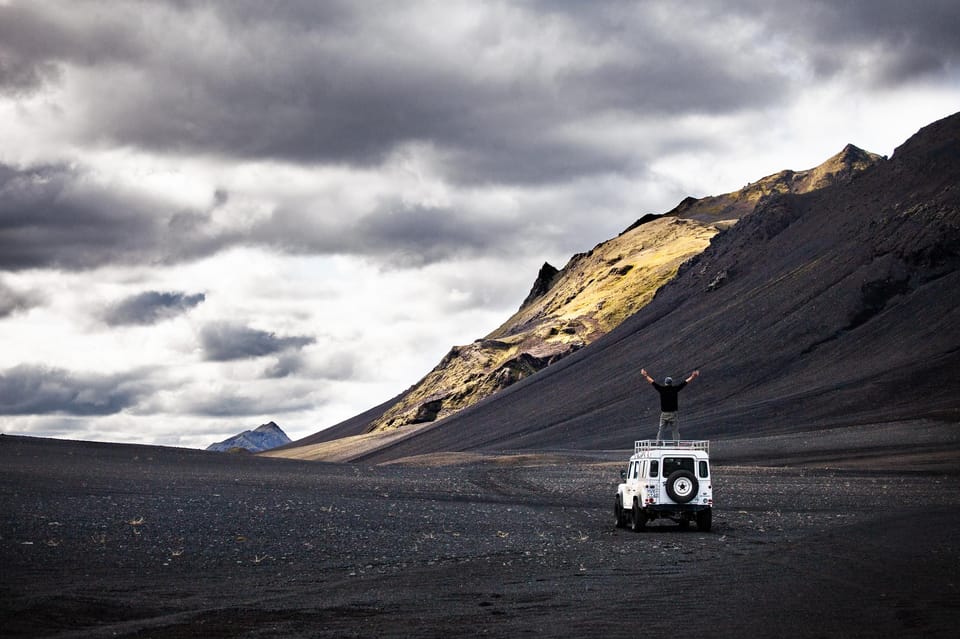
[806,143,883,190]
[519,262,560,310]
[206,422,292,453]
[836,143,880,168]
[254,421,282,433]
[665,144,882,226]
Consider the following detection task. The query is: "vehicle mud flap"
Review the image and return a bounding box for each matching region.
[697,508,712,532]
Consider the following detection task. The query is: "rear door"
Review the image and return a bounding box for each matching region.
[661,456,696,503]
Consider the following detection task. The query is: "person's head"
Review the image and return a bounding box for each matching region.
[664,376,673,386]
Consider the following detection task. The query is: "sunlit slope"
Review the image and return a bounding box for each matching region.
[368,216,718,432]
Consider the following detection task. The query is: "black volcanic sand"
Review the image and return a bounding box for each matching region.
[2,435,959,638]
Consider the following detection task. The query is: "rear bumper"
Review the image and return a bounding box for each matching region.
[645,504,711,513]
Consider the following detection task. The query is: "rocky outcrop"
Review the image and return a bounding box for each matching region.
[520,262,560,309]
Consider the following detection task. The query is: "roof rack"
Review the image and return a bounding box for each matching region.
[634,440,709,454]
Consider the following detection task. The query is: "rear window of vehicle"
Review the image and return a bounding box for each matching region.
[662,457,695,475]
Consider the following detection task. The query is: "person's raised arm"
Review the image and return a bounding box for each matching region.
[640,368,655,384]
[685,370,700,383]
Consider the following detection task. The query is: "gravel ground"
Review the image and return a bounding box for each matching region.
[2,434,959,638]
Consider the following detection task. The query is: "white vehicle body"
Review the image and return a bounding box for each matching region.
[615,440,713,531]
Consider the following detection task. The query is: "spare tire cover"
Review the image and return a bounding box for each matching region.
[666,470,698,504]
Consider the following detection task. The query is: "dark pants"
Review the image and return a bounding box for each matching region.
[656,411,679,441]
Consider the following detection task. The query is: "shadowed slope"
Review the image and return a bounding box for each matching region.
[350,111,960,462]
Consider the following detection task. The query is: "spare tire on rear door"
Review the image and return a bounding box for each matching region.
[665,470,698,504]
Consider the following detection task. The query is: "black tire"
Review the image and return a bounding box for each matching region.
[614,497,626,529]
[631,499,646,532]
[665,470,699,504]
[697,508,712,532]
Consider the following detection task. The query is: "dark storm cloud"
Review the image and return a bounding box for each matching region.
[0,161,238,271]
[0,2,144,95]
[200,322,315,362]
[0,162,147,270]
[0,162,157,269]
[0,278,41,318]
[0,364,152,416]
[3,1,958,272]
[264,353,305,379]
[17,0,956,185]
[103,291,206,326]
[4,1,957,187]
[0,159,519,270]
[734,0,960,86]
[352,203,511,264]
[0,54,60,97]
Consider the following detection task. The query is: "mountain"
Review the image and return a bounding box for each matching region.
[339,145,882,434]
[206,422,291,453]
[269,142,886,463]
[340,110,959,463]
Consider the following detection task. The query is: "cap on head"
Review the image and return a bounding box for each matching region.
[664,376,673,386]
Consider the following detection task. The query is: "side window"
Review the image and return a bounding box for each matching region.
[699,461,709,478]
[640,461,646,478]
[649,460,659,477]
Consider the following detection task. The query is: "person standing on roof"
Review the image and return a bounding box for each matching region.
[640,368,699,441]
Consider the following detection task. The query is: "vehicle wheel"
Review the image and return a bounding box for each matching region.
[665,470,698,504]
[697,508,712,532]
[614,497,626,528]
[631,500,646,532]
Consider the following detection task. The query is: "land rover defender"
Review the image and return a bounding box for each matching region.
[615,440,713,531]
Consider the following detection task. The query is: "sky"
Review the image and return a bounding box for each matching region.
[1,1,959,449]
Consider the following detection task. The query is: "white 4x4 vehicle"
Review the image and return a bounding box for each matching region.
[615,440,713,532]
